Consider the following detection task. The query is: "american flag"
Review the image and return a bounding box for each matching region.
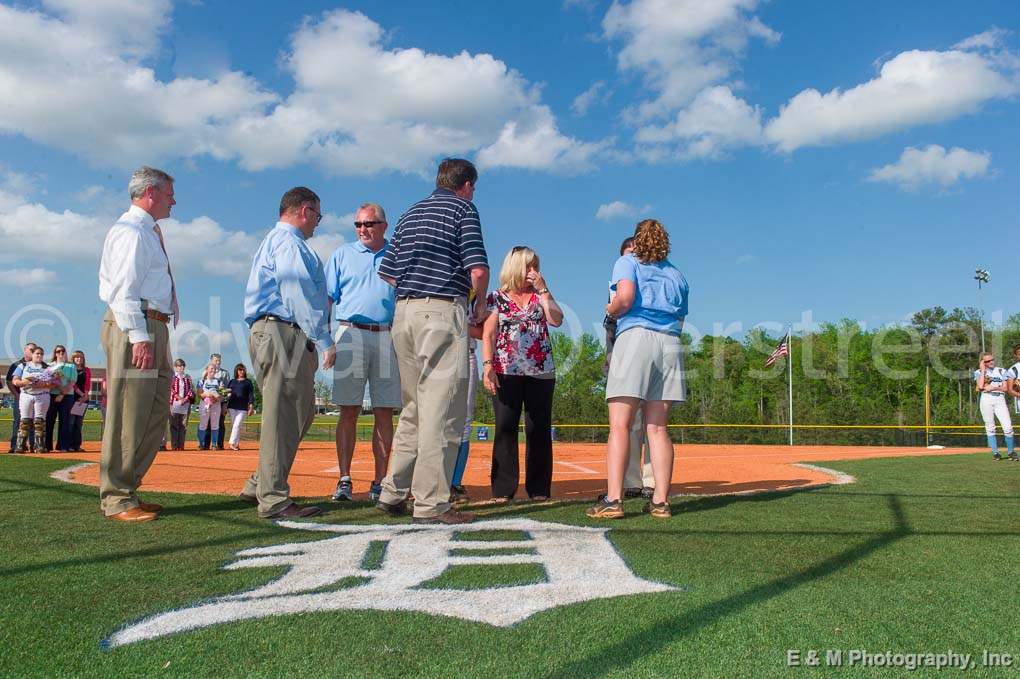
[764,335,789,367]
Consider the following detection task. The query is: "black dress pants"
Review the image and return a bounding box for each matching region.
[490,374,555,498]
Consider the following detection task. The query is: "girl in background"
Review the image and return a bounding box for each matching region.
[225,364,255,451]
[45,345,77,452]
[196,364,224,451]
[975,352,1015,460]
[11,346,49,453]
[67,351,91,451]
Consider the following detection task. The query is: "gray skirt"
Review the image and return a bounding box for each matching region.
[606,327,686,402]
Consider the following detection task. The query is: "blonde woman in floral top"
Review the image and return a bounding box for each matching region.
[481,246,563,501]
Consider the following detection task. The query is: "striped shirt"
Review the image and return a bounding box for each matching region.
[379,188,488,298]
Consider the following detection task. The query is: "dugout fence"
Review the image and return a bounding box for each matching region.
[0,417,998,449]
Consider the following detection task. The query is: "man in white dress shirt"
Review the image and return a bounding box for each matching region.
[97,166,179,523]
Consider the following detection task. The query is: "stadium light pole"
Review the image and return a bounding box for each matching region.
[975,269,989,354]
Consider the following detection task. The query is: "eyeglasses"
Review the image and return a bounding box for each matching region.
[55,349,66,354]
[354,221,383,229]
[305,206,323,224]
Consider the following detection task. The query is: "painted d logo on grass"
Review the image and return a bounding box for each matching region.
[104,518,674,648]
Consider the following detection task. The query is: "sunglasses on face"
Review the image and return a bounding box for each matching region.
[354,221,383,229]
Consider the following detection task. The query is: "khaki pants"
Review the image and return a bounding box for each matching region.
[380,298,468,518]
[623,409,655,489]
[242,319,317,517]
[99,309,171,516]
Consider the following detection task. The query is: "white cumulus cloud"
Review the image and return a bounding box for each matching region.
[0,1,277,168]
[571,81,609,116]
[867,145,991,190]
[476,105,607,172]
[602,0,779,124]
[595,200,652,221]
[0,182,261,280]
[764,41,1019,152]
[635,86,763,159]
[306,211,356,265]
[0,268,59,289]
[953,27,1010,51]
[0,3,600,175]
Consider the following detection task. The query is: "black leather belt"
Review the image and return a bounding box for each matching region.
[255,315,315,352]
[255,314,300,329]
[338,320,390,332]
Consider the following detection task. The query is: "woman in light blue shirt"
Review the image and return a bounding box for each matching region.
[588,219,689,520]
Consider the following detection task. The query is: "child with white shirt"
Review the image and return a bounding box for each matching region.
[196,364,223,451]
[11,346,50,453]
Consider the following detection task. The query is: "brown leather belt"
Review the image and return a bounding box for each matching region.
[338,320,390,332]
[398,295,464,304]
[144,309,170,324]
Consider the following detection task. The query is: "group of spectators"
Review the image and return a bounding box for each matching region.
[91,160,689,523]
[164,353,256,452]
[4,345,257,454]
[5,343,97,454]
[259,158,690,524]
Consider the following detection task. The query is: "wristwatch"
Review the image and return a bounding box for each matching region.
[537,288,549,295]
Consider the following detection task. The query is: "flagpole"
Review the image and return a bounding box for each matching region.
[787,327,794,446]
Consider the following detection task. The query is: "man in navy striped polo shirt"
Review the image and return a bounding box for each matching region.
[376,158,489,524]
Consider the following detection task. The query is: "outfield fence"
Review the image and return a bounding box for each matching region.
[0,416,1000,449]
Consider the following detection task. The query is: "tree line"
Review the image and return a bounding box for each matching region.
[471,308,1020,446]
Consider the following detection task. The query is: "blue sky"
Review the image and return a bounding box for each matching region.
[0,0,1017,372]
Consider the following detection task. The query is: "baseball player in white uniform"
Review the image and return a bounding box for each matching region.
[975,352,1015,460]
[1008,344,1020,417]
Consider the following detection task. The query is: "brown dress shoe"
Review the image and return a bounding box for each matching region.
[108,507,158,523]
[138,502,163,513]
[375,499,407,516]
[412,509,476,525]
[262,503,322,519]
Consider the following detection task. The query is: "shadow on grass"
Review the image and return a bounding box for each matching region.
[542,494,911,679]
[0,530,271,578]
[0,474,96,500]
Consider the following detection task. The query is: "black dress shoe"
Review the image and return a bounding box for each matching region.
[262,503,322,519]
[238,492,258,506]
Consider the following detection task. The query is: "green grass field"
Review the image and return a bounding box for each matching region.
[2,452,1019,677]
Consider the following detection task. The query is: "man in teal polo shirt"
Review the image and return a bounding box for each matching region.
[324,202,399,503]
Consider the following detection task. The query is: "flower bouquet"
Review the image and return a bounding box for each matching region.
[26,366,71,390]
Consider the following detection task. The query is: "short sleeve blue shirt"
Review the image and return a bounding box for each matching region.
[611,253,689,337]
[324,240,395,325]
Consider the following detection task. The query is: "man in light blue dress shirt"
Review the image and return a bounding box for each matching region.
[241,186,336,519]
[323,202,399,503]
